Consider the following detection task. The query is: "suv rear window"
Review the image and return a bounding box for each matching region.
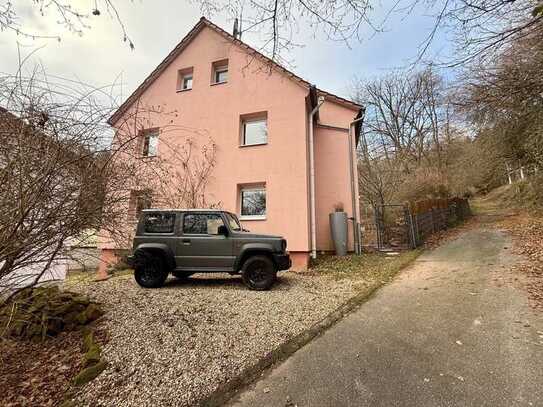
[143,212,176,234]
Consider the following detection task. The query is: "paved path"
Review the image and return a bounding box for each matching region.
[230,229,543,407]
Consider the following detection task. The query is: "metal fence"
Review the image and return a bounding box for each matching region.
[361,198,471,251]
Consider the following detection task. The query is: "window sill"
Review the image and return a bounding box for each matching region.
[239,142,268,148]
[240,215,266,221]
[176,88,192,93]
[210,81,228,86]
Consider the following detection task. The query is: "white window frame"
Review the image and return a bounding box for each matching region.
[181,73,193,90]
[142,131,159,157]
[177,68,194,92]
[213,65,228,84]
[239,186,266,220]
[241,117,268,146]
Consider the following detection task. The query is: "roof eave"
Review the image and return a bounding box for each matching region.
[107,18,208,126]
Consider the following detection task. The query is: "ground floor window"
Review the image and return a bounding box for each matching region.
[240,185,266,220]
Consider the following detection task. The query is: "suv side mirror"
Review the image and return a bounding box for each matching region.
[217,225,229,236]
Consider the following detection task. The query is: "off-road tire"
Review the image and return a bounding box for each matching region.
[241,255,277,290]
[134,253,168,288]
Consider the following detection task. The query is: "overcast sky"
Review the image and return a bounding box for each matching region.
[0,0,451,103]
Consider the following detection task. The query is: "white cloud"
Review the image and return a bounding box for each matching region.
[0,0,451,103]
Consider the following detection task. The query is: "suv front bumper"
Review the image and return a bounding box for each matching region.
[273,253,291,271]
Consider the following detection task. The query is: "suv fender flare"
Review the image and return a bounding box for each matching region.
[235,244,275,271]
[133,243,175,271]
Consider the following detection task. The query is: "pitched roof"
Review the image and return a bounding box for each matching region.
[108,17,362,125]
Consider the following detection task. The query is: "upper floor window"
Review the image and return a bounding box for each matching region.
[177,67,194,91]
[142,130,159,157]
[212,59,228,84]
[241,113,268,146]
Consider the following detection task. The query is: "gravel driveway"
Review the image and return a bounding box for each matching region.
[68,272,361,406]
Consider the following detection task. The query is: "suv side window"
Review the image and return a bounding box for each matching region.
[183,213,225,235]
[144,212,176,234]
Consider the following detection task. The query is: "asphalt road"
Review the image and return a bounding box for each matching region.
[230,229,543,407]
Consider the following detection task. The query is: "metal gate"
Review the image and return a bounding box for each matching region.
[361,204,413,251]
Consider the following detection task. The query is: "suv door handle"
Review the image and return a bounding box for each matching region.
[182,238,191,245]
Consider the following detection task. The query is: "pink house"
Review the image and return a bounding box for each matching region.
[98,17,363,274]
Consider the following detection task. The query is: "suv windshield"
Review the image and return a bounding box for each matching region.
[225,212,242,231]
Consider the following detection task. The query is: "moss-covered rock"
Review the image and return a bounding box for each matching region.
[73,360,107,386]
[47,318,64,335]
[83,343,102,367]
[75,311,88,325]
[27,323,43,338]
[82,329,94,352]
[72,295,90,305]
[0,286,104,341]
[50,302,75,316]
[85,303,103,322]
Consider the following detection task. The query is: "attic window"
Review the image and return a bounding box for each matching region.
[177,67,194,91]
[212,59,228,84]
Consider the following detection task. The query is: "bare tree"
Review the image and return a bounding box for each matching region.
[405,0,543,66]
[0,67,113,299]
[353,67,460,204]
[357,154,402,208]
[0,65,219,303]
[0,0,379,64]
[353,68,451,172]
[0,1,134,48]
[195,0,375,62]
[154,137,218,209]
[456,26,543,177]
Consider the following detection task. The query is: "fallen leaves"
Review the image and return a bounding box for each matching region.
[494,213,543,310]
[0,332,82,407]
[0,324,108,407]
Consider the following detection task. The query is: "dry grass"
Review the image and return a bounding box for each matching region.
[476,179,543,213]
[311,251,421,284]
[65,269,133,286]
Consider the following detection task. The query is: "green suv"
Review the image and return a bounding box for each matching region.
[127,209,291,290]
